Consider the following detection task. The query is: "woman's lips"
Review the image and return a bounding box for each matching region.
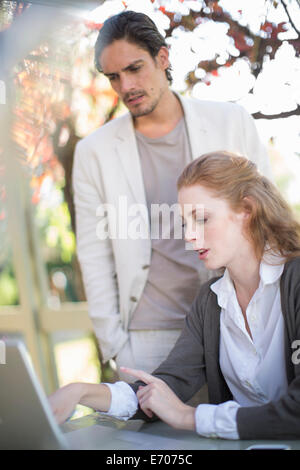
[198,249,209,260]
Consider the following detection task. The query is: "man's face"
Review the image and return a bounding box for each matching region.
[99,39,169,118]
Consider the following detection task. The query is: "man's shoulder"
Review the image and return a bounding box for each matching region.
[181,94,244,114]
[76,112,131,151]
[180,95,253,134]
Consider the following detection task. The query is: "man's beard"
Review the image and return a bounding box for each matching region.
[130,99,158,118]
[124,89,162,118]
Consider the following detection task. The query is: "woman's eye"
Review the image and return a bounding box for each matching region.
[196,218,207,224]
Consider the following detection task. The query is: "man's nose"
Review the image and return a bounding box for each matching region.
[120,74,135,94]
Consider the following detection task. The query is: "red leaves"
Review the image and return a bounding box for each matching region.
[84,21,103,31]
[260,21,288,39]
[235,36,252,52]
[112,95,119,108]
[229,28,252,53]
[261,21,273,32]
[211,1,222,14]
[158,5,175,25]
[276,21,289,33]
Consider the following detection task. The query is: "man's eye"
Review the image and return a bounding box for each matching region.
[196,218,208,224]
[130,66,141,72]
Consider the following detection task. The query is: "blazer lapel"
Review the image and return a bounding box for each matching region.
[176,93,209,161]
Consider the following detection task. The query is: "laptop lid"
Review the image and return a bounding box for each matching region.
[0,339,188,450]
[0,339,68,450]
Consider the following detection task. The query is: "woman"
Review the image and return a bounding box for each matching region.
[49,151,300,439]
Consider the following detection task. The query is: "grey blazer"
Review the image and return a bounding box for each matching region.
[130,257,300,440]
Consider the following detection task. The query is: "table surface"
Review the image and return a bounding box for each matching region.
[61,412,300,450]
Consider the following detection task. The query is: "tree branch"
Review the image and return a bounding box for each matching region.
[280,0,300,36]
[252,105,300,119]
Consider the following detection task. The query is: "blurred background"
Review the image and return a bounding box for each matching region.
[0,0,299,419]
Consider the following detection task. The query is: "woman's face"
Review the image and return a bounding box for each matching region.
[178,184,250,271]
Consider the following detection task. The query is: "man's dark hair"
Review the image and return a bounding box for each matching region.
[94,10,172,84]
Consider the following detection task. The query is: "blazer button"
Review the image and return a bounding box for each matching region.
[142,265,150,269]
[130,296,138,302]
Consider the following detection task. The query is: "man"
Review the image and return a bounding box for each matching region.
[72,11,271,382]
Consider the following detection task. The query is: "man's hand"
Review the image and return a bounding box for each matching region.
[120,367,196,431]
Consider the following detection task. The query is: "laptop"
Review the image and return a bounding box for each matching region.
[0,340,184,450]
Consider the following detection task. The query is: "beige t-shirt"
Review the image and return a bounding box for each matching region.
[129,118,209,330]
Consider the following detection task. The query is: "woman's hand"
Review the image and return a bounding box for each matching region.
[48,383,85,425]
[48,382,111,425]
[120,367,196,431]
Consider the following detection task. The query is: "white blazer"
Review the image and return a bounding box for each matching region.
[72,94,272,363]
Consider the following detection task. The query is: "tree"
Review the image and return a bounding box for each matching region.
[153,0,300,119]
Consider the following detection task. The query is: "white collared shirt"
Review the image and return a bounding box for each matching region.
[103,259,288,439]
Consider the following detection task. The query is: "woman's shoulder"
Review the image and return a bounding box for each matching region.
[283,256,300,277]
[199,275,222,292]
[281,256,300,295]
[193,276,222,311]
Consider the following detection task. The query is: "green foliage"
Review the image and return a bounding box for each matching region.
[0,267,19,305]
[36,187,76,264]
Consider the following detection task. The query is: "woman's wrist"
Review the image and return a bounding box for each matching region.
[176,405,196,431]
[78,382,111,412]
[72,382,88,404]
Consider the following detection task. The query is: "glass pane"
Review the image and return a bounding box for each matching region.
[0,166,20,306]
[0,332,24,366]
[0,1,21,32]
[0,253,20,306]
[8,7,119,306]
[0,2,26,307]
[52,331,101,419]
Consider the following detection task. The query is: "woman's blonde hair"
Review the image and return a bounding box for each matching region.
[177,151,300,261]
